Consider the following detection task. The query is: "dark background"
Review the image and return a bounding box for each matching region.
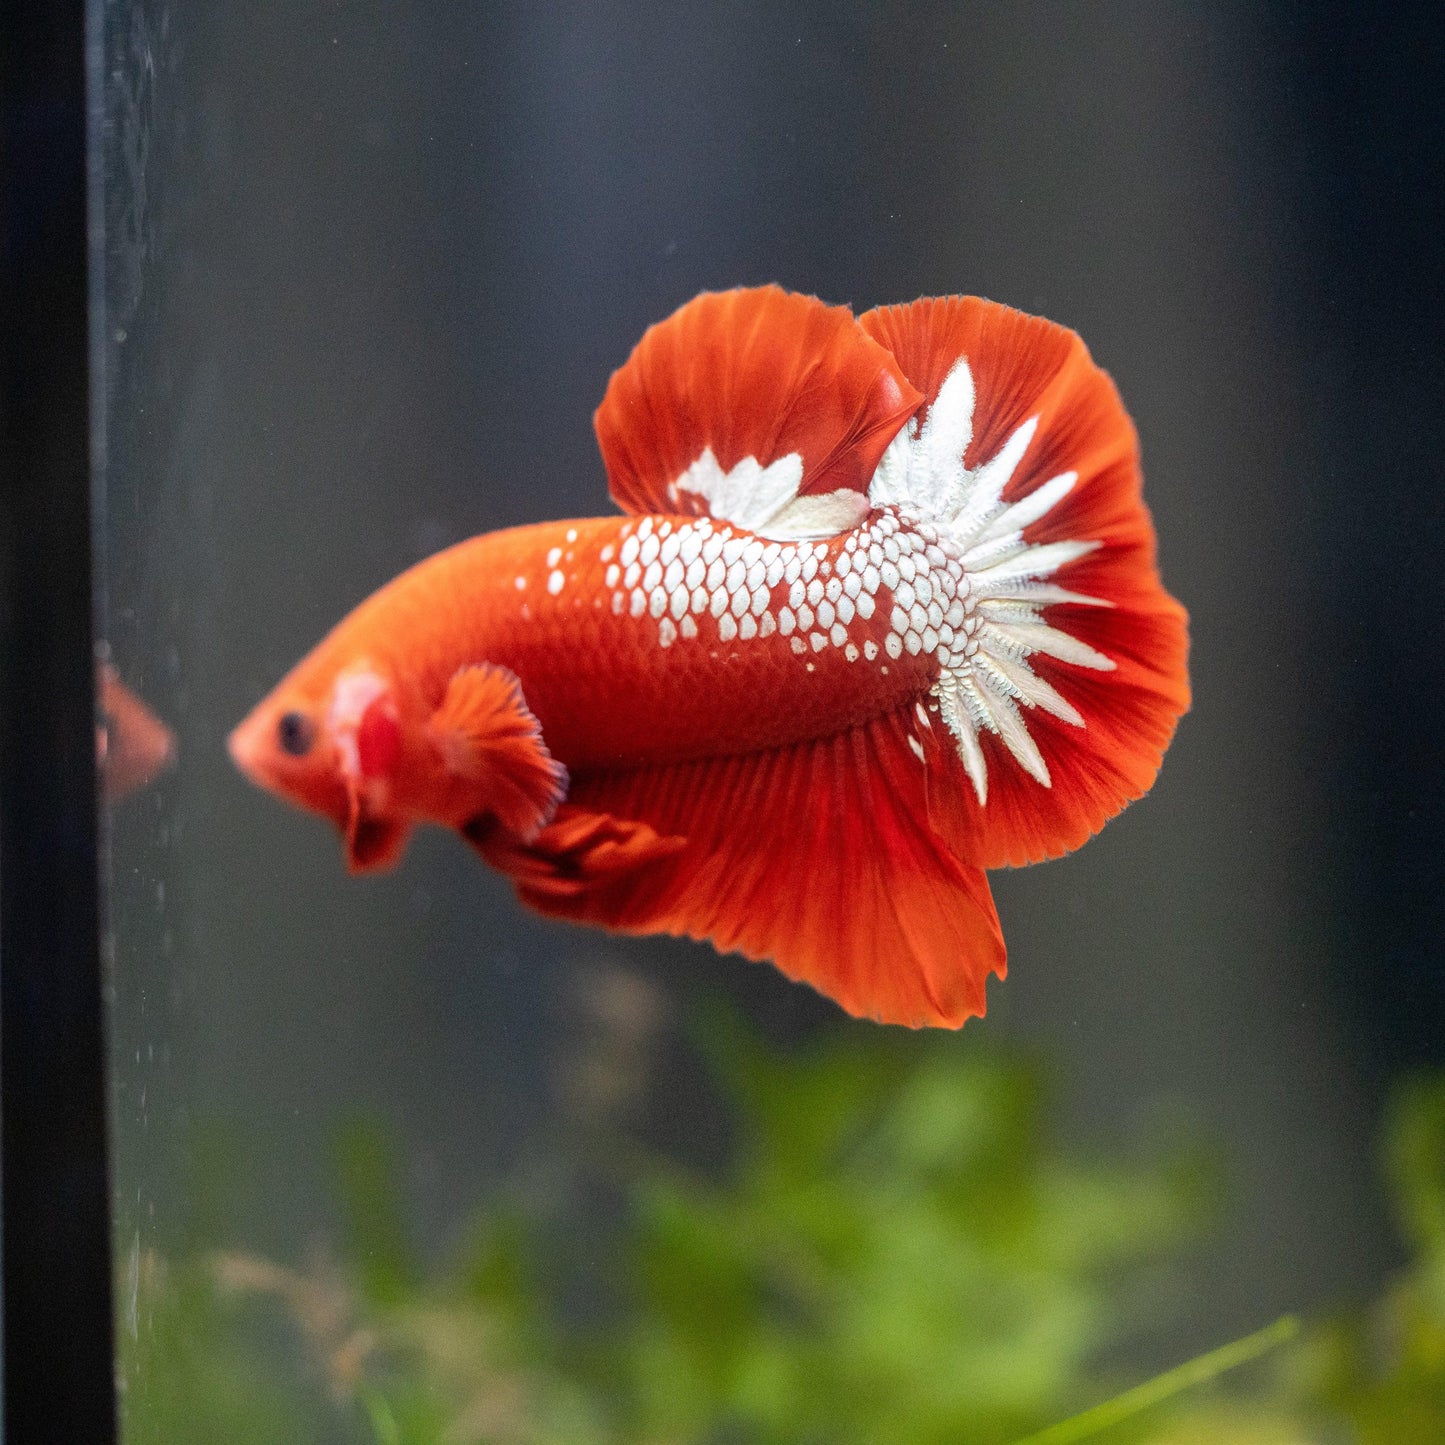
[74,0,1445,1392]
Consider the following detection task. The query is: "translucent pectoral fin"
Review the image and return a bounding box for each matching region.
[430,664,568,840]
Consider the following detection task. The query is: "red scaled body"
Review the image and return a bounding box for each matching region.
[290,517,934,770]
[231,287,1189,1028]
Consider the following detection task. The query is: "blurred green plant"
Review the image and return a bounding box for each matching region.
[115,982,1445,1444]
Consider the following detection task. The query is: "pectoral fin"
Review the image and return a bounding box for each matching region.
[431,664,568,840]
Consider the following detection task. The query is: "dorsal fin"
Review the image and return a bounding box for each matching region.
[595,286,921,540]
[858,296,1190,867]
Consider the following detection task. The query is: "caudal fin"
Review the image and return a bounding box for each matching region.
[860,296,1190,867]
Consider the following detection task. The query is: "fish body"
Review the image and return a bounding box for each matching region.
[263,517,932,770]
[231,288,1189,1027]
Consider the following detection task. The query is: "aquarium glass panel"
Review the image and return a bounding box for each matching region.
[96,4,1445,1440]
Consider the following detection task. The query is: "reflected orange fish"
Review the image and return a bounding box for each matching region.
[230,288,1189,1027]
[98,664,175,801]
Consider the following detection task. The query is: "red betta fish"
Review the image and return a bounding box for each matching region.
[229,287,1189,1027]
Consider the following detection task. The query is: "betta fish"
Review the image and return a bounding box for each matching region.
[229,288,1189,1027]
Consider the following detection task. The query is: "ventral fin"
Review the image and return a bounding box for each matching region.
[860,297,1191,867]
[345,796,411,875]
[467,805,687,905]
[595,286,922,539]
[486,709,1006,1029]
[430,664,568,841]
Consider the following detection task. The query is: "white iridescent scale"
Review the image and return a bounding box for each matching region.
[587,358,1114,803]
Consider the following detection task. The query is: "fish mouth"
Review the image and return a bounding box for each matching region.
[229,701,352,837]
[227,709,270,788]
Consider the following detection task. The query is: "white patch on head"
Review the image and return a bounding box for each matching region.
[327,665,394,810]
[547,570,565,595]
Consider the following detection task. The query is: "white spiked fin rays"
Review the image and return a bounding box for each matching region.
[859,296,1190,865]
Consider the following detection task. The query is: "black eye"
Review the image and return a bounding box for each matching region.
[277,710,314,757]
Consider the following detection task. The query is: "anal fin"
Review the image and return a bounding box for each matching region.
[482,710,1005,1029]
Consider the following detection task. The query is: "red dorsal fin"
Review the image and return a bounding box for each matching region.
[595,286,921,539]
[859,297,1190,868]
[430,664,568,841]
[480,709,1005,1029]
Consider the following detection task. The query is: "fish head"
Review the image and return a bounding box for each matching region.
[229,653,413,873]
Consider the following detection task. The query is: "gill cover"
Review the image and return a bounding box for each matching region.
[329,668,411,873]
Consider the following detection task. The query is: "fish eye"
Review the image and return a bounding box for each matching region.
[276,710,315,757]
